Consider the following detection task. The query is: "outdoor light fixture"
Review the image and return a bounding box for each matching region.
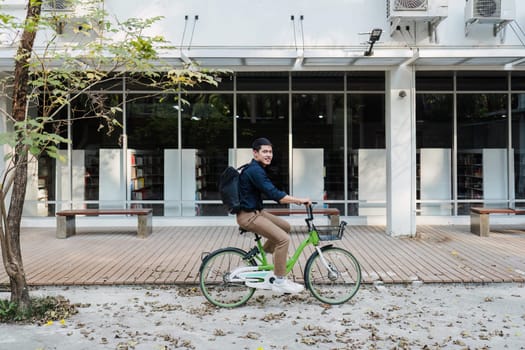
[364,28,382,57]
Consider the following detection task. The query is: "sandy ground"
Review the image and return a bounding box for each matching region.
[0,283,524,350]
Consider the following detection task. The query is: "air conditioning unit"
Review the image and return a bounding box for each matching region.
[387,0,448,20]
[387,0,448,40]
[42,0,74,12]
[465,0,515,23]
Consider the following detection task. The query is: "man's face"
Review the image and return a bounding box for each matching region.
[254,145,273,167]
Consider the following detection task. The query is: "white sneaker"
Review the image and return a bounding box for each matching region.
[271,279,304,294]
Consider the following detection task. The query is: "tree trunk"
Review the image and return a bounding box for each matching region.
[4,1,42,314]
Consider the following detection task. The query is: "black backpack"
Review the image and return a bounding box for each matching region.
[218,164,249,214]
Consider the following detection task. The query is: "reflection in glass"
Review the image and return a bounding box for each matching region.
[181,94,233,215]
[347,71,385,91]
[457,71,507,91]
[416,94,453,215]
[457,94,508,213]
[127,94,179,214]
[292,94,344,201]
[416,71,453,91]
[347,94,385,215]
[237,72,288,91]
[292,71,344,91]
[512,94,525,200]
[237,94,289,192]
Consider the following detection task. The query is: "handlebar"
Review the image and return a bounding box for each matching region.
[300,201,346,235]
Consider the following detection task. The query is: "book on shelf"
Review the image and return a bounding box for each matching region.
[133,177,145,190]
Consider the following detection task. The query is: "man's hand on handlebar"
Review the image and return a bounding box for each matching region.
[280,195,312,206]
[297,198,312,206]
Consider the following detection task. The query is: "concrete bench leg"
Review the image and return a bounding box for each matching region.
[137,213,152,238]
[56,216,76,238]
[470,212,489,237]
[329,214,340,226]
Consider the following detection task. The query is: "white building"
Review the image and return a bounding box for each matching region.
[2,0,525,236]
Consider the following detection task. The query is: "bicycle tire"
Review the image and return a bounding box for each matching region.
[304,246,361,305]
[199,247,256,308]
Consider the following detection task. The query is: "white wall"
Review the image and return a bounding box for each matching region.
[99,149,125,208]
[420,148,452,215]
[0,0,518,57]
[99,0,525,49]
[164,149,198,216]
[292,148,324,201]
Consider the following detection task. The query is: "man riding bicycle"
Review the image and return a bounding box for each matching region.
[236,137,311,294]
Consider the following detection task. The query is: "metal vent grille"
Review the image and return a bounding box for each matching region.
[473,0,501,17]
[394,0,428,10]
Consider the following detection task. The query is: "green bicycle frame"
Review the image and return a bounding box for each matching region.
[254,228,321,274]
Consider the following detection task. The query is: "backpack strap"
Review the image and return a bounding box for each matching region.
[237,163,249,171]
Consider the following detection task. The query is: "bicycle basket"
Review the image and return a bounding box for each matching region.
[315,224,345,241]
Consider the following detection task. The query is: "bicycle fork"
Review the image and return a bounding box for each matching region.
[315,246,340,281]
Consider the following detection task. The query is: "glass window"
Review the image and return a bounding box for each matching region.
[181,93,234,215]
[237,72,288,91]
[127,94,178,149]
[348,94,385,149]
[73,94,123,149]
[33,93,125,214]
[292,94,344,204]
[511,72,525,91]
[237,94,289,193]
[416,94,453,148]
[347,94,385,215]
[347,71,385,91]
[457,71,507,91]
[89,74,124,91]
[292,72,344,91]
[457,93,508,213]
[416,71,453,91]
[69,94,123,210]
[127,94,180,214]
[512,94,525,199]
[416,94,454,215]
[185,73,234,91]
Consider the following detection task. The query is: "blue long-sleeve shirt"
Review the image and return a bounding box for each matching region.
[238,159,287,211]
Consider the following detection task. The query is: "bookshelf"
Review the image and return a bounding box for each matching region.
[129,150,164,203]
[457,149,507,201]
[457,150,483,199]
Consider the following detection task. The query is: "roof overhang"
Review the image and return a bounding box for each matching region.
[2,46,525,72]
[412,48,525,69]
[173,47,525,71]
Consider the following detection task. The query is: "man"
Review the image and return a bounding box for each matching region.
[237,137,311,294]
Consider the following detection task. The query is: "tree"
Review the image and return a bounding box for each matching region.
[0,0,216,316]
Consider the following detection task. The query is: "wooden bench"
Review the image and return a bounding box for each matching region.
[56,209,153,239]
[470,207,516,237]
[265,208,340,226]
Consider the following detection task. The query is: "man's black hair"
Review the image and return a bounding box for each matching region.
[252,137,272,151]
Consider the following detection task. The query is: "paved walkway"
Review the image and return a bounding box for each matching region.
[1,224,524,287]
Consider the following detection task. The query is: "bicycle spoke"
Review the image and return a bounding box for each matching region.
[199,248,256,308]
[305,247,361,305]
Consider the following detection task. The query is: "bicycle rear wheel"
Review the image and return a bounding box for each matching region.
[304,246,361,305]
[199,247,256,308]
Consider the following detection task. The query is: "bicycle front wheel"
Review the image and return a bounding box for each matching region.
[199,247,256,308]
[304,246,361,305]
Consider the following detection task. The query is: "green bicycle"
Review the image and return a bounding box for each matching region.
[199,204,362,308]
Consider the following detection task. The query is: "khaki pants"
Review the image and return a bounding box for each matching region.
[236,210,291,277]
